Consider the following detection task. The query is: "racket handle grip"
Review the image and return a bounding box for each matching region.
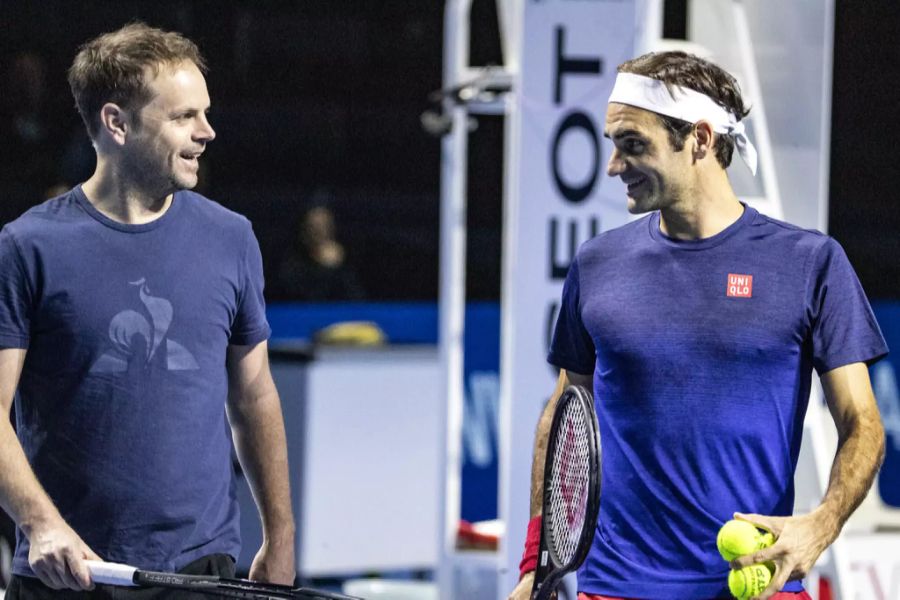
[86,560,138,586]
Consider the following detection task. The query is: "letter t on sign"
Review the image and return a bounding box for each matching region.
[554,26,603,105]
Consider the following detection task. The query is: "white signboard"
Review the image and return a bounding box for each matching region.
[499,0,640,596]
[847,534,900,600]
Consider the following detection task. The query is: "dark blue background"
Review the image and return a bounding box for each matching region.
[872,302,900,508]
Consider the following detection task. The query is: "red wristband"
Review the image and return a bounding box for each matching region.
[519,515,542,579]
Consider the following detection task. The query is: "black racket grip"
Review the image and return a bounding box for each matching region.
[531,545,556,599]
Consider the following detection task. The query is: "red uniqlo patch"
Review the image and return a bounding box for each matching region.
[727,273,753,298]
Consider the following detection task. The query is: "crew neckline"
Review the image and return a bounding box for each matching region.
[648,203,756,250]
[73,184,182,233]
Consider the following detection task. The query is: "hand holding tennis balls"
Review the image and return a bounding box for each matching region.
[728,563,774,600]
[717,519,776,561]
[717,519,776,599]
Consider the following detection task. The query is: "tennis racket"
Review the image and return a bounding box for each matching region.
[531,385,601,600]
[86,560,361,600]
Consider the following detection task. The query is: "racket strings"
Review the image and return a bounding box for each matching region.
[547,400,592,564]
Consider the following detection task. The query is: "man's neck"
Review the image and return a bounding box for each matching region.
[81,161,173,225]
[658,170,743,240]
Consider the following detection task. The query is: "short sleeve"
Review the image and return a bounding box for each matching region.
[0,228,33,349]
[229,223,271,346]
[547,257,595,374]
[807,237,888,373]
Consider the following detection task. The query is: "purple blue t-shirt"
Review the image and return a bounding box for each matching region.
[0,186,271,576]
[549,205,887,598]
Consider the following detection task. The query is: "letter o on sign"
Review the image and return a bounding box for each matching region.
[551,110,601,204]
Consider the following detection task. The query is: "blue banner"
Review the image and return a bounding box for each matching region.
[872,301,900,508]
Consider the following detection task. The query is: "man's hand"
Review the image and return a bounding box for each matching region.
[508,571,539,600]
[730,511,833,600]
[248,538,296,585]
[27,518,100,590]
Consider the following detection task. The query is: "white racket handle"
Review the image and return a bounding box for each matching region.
[85,560,138,586]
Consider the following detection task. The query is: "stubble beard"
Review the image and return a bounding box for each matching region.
[627,190,661,215]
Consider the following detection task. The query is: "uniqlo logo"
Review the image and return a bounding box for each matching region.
[727,273,753,298]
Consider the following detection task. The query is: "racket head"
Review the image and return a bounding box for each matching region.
[541,384,601,574]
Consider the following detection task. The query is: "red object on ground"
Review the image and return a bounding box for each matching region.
[577,592,814,600]
[818,576,834,600]
[456,519,499,551]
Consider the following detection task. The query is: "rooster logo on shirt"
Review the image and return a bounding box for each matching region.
[90,278,199,373]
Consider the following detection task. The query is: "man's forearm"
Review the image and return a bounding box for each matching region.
[529,372,581,516]
[0,346,63,535]
[228,389,295,542]
[816,410,885,540]
[530,390,559,515]
[0,417,64,537]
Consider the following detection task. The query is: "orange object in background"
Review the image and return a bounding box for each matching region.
[457,519,502,551]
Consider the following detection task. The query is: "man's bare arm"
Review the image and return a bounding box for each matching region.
[0,348,99,590]
[509,369,592,600]
[815,361,885,535]
[529,369,594,516]
[734,361,885,599]
[226,341,295,585]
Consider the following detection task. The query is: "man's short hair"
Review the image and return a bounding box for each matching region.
[67,22,206,139]
[617,51,750,168]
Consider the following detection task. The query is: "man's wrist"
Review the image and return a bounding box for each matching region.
[18,503,63,539]
[809,504,843,546]
[262,521,296,548]
[519,515,542,579]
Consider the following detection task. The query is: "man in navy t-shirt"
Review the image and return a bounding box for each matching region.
[0,23,295,597]
[510,52,888,600]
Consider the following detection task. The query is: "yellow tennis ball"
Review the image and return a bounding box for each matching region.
[728,563,773,600]
[716,520,775,561]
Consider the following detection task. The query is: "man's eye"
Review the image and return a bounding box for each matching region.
[624,139,645,154]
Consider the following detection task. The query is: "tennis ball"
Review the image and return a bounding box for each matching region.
[728,563,773,600]
[717,520,775,561]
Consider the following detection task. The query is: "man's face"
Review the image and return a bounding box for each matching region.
[123,60,215,193]
[604,103,691,214]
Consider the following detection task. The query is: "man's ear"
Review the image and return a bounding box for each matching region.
[692,120,715,162]
[98,103,130,146]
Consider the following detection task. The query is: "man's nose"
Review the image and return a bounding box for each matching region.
[607,147,626,177]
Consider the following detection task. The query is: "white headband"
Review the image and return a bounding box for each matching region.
[608,72,758,175]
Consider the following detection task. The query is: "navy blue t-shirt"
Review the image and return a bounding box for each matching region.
[549,205,887,598]
[0,186,271,575]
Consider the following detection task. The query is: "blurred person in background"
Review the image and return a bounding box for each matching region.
[0,52,62,222]
[275,202,365,302]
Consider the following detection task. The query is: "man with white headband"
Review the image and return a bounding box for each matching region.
[510,51,887,600]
